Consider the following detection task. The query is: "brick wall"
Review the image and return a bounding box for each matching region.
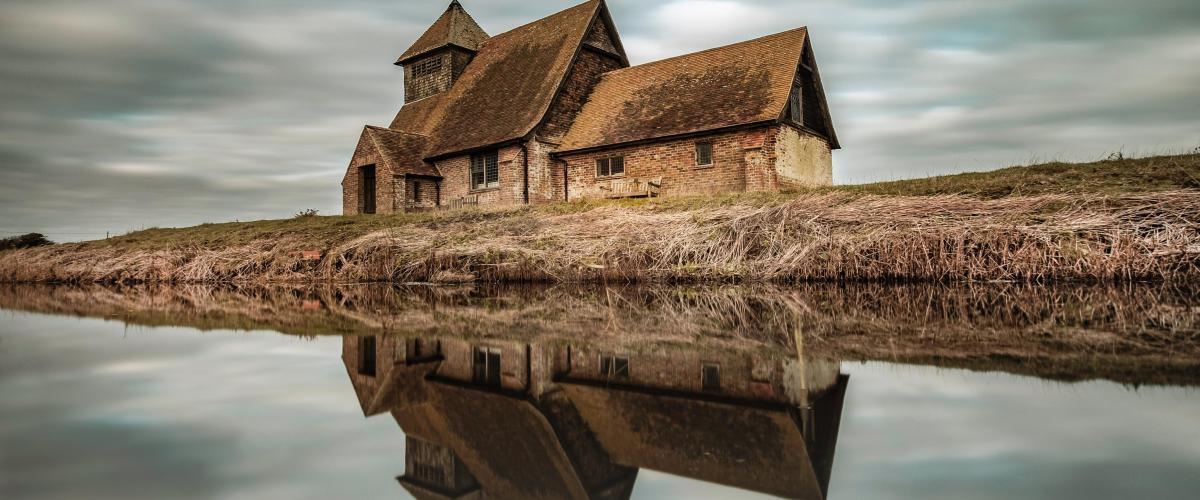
[564,343,841,406]
[436,144,528,207]
[342,335,405,414]
[561,128,766,200]
[343,131,399,215]
[527,140,565,204]
[540,48,625,143]
[436,338,531,392]
[404,52,452,103]
[558,125,833,201]
[405,177,439,211]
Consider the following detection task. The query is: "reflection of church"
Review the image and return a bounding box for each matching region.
[343,333,848,499]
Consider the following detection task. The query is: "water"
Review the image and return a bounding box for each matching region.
[0,283,1197,499]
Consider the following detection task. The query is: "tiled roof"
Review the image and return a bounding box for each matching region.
[559,28,811,152]
[561,381,828,499]
[397,0,490,64]
[387,91,448,136]
[425,0,605,158]
[365,126,441,177]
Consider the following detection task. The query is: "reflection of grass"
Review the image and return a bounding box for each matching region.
[1,154,1198,284]
[0,282,1197,386]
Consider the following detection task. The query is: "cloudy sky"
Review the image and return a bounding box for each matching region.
[1,0,1198,240]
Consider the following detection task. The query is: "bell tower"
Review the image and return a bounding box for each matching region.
[395,0,489,103]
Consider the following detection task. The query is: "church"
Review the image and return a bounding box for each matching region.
[342,0,838,215]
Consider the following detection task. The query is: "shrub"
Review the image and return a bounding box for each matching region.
[294,209,320,219]
[0,233,54,251]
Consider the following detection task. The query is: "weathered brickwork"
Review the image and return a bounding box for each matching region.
[403,52,448,103]
[435,337,532,392]
[343,132,399,216]
[559,124,832,201]
[540,48,625,143]
[343,1,838,214]
[436,145,527,207]
[562,128,760,200]
[774,125,833,188]
[405,177,439,210]
[565,343,840,406]
[583,15,618,54]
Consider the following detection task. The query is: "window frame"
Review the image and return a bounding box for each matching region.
[470,151,500,190]
[472,346,502,387]
[599,353,630,380]
[595,156,626,179]
[694,141,714,168]
[701,362,721,393]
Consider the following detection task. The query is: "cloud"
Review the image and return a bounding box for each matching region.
[0,0,1198,240]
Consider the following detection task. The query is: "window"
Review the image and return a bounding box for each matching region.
[359,336,377,376]
[410,57,443,79]
[701,363,721,393]
[412,181,422,202]
[596,156,625,178]
[695,142,714,167]
[599,354,630,380]
[472,346,502,387]
[470,151,499,190]
[789,82,803,124]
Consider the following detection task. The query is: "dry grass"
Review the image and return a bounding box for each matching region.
[1,154,1198,284]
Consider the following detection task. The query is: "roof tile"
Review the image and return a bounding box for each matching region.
[559,28,809,152]
[425,0,603,158]
[397,1,490,64]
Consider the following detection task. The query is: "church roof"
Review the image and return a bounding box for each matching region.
[423,0,606,158]
[397,0,490,64]
[559,28,828,153]
[365,126,441,178]
[560,381,828,499]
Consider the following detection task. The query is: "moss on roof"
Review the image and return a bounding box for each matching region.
[559,28,812,152]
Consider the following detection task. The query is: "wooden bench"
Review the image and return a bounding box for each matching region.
[601,177,662,199]
[443,194,479,210]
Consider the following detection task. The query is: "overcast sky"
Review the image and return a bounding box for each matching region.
[1,0,1198,240]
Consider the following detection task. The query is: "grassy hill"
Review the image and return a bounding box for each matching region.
[2,153,1198,284]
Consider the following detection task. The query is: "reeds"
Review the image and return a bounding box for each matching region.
[1,191,1198,284]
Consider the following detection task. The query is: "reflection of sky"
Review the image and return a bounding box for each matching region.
[0,311,406,500]
[830,363,1200,500]
[2,312,1199,499]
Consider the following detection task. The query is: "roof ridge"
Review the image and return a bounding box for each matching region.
[483,0,601,44]
[612,26,807,75]
[366,125,428,138]
[397,0,489,64]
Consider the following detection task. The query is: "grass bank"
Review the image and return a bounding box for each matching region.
[2,154,1198,284]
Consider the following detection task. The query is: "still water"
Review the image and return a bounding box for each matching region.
[0,283,1198,499]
